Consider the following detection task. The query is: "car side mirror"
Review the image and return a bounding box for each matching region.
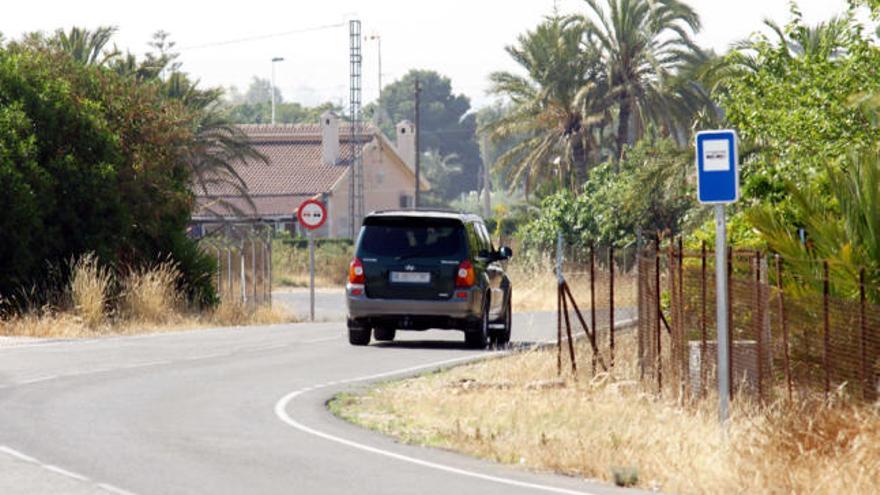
[499,246,513,260]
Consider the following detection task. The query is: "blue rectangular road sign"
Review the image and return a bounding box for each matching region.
[695,130,739,204]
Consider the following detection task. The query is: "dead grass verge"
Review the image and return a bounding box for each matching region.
[331,332,880,494]
[0,253,297,339]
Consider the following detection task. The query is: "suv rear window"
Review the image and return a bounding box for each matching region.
[357,217,466,258]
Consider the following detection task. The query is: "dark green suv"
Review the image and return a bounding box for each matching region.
[345,210,513,348]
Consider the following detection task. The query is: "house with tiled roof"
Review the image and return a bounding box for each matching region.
[193,112,428,238]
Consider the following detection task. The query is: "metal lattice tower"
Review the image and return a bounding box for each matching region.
[348,20,365,238]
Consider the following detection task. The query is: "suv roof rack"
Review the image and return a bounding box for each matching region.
[366,208,485,220]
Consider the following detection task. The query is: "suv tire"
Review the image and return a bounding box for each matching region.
[493,289,512,347]
[373,326,396,342]
[348,319,371,346]
[465,296,490,349]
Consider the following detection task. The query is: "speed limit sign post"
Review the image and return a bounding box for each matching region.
[297,199,327,321]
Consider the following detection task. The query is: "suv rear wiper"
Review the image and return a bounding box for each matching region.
[395,250,434,261]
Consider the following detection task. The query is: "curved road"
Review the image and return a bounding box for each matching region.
[0,311,643,495]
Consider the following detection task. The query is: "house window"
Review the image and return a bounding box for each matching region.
[376,171,385,184]
[399,194,413,208]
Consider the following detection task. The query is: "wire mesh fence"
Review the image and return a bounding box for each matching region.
[549,240,640,375]
[199,223,273,307]
[637,242,880,404]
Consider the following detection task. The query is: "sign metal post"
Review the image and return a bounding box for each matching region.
[297,198,328,322]
[695,130,739,425]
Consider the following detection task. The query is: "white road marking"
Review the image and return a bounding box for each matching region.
[18,375,57,385]
[274,353,602,495]
[44,464,90,482]
[97,482,139,495]
[0,445,39,463]
[0,445,137,494]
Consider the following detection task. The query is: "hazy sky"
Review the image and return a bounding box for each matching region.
[1,1,863,110]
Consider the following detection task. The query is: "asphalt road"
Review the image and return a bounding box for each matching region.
[0,309,644,495]
[273,288,347,321]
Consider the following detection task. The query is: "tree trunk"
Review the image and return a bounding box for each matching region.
[616,92,630,160]
[572,133,588,192]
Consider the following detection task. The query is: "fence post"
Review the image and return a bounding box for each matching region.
[268,231,274,306]
[637,247,645,381]
[609,245,615,367]
[860,269,872,401]
[701,241,708,397]
[561,282,577,375]
[823,260,831,401]
[667,242,677,388]
[776,255,792,402]
[556,232,563,376]
[677,237,685,399]
[215,247,222,299]
[590,242,597,363]
[727,246,733,400]
[754,251,764,401]
[227,246,233,300]
[240,241,247,304]
[655,243,663,394]
[252,239,258,306]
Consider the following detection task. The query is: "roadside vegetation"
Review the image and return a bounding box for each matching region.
[0,253,294,339]
[272,238,353,288]
[332,332,880,494]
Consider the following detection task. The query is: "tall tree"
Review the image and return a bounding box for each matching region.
[49,26,120,66]
[367,69,482,199]
[484,17,611,194]
[573,0,701,157]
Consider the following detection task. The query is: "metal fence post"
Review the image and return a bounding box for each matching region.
[240,241,247,305]
[590,241,597,362]
[776,255,792,402]
[556,232,564,376]
[754,251,764,401]
[609,245,615,367]
[701,241,708,397]
[860,269,871,401]
[252,238,258,306]
[655,244,662,393]
[823,260,831,401]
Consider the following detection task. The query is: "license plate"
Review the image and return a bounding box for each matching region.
[390,271,431,284]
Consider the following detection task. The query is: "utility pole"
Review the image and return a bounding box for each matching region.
[414,78,421,209]
[271,57,284,124]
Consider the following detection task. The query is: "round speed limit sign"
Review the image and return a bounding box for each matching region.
[296,199,327,230]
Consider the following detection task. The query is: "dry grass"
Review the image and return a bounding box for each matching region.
[69,253,113,327]
[273,240,351,288]
[119,260,182,323]
[332,332,880,494]
[506,255,637,312]
[0,254,297,339]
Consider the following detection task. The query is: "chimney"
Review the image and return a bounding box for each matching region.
[321,111,340,165]
[395,120,416,169]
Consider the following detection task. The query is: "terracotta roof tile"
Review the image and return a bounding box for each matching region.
[194,123,374,219]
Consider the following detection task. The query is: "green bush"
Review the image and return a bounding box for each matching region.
[0,43,216,306]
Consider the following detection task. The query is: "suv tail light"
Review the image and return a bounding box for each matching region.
[349,257,365,284]
[455,260,475,288]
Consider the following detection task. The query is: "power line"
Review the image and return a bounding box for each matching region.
[180,22,345,51]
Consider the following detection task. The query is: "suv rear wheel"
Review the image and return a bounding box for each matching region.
[465,296,490,349]
[492,289,512,347]
[373,326,396,342]
[348,319,371,346]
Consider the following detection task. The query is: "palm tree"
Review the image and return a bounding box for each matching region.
[50,26,120,66]
[572,0,702,157]
[159,71,267,214]
[47,28,265,212]
[484,17,611,195]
